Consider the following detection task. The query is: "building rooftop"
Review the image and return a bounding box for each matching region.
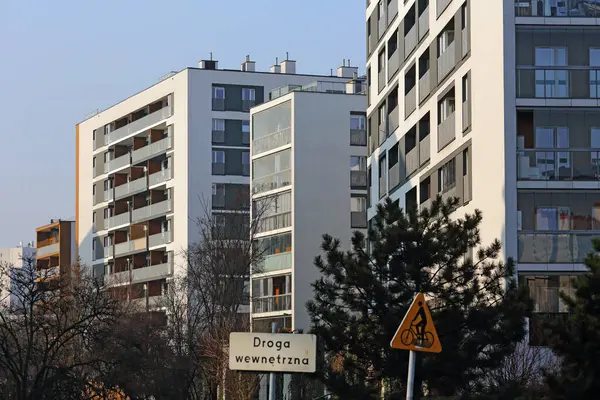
[269,77,367,101]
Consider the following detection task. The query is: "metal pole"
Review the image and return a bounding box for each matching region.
[269,322,279,400]
[406,350,416,400]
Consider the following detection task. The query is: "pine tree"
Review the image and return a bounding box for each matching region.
[306,196,532,399]
[544,238,600,399]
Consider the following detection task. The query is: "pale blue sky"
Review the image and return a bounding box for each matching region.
[0,0,365,247]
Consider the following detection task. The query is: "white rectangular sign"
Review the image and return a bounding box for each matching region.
[229,332,317,373]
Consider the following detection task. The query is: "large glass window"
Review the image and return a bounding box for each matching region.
[253,191,292,233]
[212,86,225,99]
[517,191,600,230]
[212,150,225,164]
[255,232,292,257]
[350,156,367,171]
[242,88,256,101]
[535,127,569,178]
[351,114,366,130]
[252,149,291,194]
[351,196,367,212]
[252,101,291,141]
[535,47,568,98]
[212,118,225,131]
[438,158,456,192]
[590,49,600,98]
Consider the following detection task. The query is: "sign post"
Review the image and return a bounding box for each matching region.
[390,293,442,400]
[269,322,278,400]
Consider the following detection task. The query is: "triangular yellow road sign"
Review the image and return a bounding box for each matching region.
[390,293,442,353]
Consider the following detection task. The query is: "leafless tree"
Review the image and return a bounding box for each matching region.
[0,256,128,400]
[160,194,270,399]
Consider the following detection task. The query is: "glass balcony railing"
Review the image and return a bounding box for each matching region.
[516,68,571,98]
[252,128,291,156]
[517,149,600,181]
[518,232,597,263]
[255,252,292,273]
[252,294,292,314]
[515,0,600,17]
[252,169,292,195]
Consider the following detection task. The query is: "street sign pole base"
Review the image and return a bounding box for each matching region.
[406,350,416,400]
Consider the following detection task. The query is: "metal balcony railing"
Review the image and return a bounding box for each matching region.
[115,177,147,200]
[404,24,418,59]
[114,237,146,257]
[420,135,431,165]
[350,170,368,188]
[351,129,367,146]
[252,294,292,314]
[132,136,172,164]
[351,211,367,228]
[389,163,400,190]
[105,154,131,174]
[212,130,225,143]
[418,7,429,40]
[104,189,113,202]
[462,28,469,58]
[437,0,452,17]
[405,86,417,118]
[406,147,419,176]
[379,175,387,198]
[107,212,130,229]
[437,41,456,83]
[388,49,400,80]
[149,168,172,187]
[149,231,172,247]
[463,174,472,202]
[131,198,173,224]
[419,70,431,103]
[462,101,471,131]
[106,106,171,146]
[437,112,456,151]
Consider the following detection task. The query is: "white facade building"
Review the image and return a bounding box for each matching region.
[0,245,36,310]
[249,73,368,334]
[367,0,600,344]
[76,57,352,310]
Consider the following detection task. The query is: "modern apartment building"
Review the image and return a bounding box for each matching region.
[366,0,600,345]
[0,245,36,310]
[249,73,367,335]
[36,219,76,289]
[75,57,351,311]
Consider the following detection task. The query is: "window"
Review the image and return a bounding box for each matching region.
[242,88,256,101]
[242,120,250,133]
[93,212,96,224]
[93,157,96,168]
[461,2,468,30]
[351,114,366,130]
[535,47,568,98]
[242,152,250,165]
[592,128,600,166]
[351,197,367,212]
[93,184,96,196]
[212,183,225,198]
[463,149,469,176]
[255,233,292,257]
[462,74,469,103]
[439,96,455,122]
[93,130,96,141]
[379,155,387,178]
[590,49,600,98]
[438,29,455,54]
[535,47,567,67]
[438,158,456,192]
[103,180,111,191]
[535,207,570,231]
[212,151,225,163]
[213,86,225,99]
[212,118,225,131]
[535,127,569,178]
[350,156,367,171]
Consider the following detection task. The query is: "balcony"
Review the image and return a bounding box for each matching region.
[518,233,596,264]
[463,174,472,202]
[405,86,417,118]
[37,241,59,258]
[107,212,130,229]
[389,162,401,190]
[105,260,173,286]
[114,237,146,257]
[388,107,400,134]
[105,154,131,174]
[351,211,368,228]
[379,70,386,93]
[104,189,113,203]
[404,25,418,59]
[461,28,469,58]
[253,294,292,314]
[148,231,171,247]
[437,113,455,151]
[462,101,471,131]
[351,170,368,188]
[149,168,172,187]
[351,129,367,146]
[406,147,419,177]
[514,0,600,17]
[255,252,292,274]
[104,245,113,258]
[388,50,401,80]
[132,137,172,164]
[212,130,225,143]
[516,68,571,98]
[379,175,387,198]
[420,135,431,165]
[517,150,600,181]
[253,128,291,156]
[252,169,292,195]
[131,198,173,224]
[36,266,59,281]
[242,99,256,112]
[212,162,225,175]
[243,164,250,176]
[437,0,452,17]
[115,177,147,200]
[418,8,429,40]
[212,98,225,111]
[368,33,377,56]
[106,106,171,146]
[437,42,456,83]
[419,70,431,103]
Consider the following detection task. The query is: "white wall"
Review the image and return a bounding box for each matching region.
[291,92,367,331]
[0,247,36,309]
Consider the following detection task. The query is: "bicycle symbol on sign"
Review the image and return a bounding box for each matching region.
[400,300,435,348]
